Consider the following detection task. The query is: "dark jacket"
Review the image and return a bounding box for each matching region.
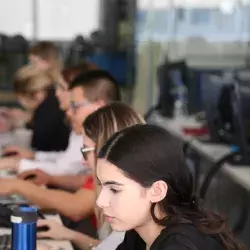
[28,87,70,152]
[116,223,223,250]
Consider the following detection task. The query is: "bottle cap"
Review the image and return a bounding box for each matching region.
[11,207,37,224]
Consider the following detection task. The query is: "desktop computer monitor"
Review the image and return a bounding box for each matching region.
[201,73,234,143]
[231,78,250,164]
[167,61,200,115]
[156,59,175,118]
[157,59,199,117]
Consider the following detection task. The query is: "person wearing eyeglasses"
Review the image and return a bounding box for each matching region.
[0,70,118,179]
[0,103,145,250]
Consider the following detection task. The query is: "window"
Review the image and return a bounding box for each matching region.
[37,0,100,40]
[190,8,211,25]
[176,8,185,21]
[0,0,32,39]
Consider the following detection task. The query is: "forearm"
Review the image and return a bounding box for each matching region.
[18,159,83,176]
[14,182,92,218]
[68,230,99,250]
[49,175,86,191]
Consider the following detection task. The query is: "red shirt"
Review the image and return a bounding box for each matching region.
[82,176,97,228]
[70,176,97,228]
[83,176,94,190]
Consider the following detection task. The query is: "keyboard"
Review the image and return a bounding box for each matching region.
[0,234,11,250]
[0,234,66,250]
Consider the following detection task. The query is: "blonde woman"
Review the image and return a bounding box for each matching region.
[37,102,145,250]
[6,65,70,152]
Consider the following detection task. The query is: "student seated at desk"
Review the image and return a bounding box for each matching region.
[12,65,70,152]
[34,102,144,250]
[94,124,245,250]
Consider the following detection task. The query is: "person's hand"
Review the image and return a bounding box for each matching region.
[37,219,74,241]
[0,157,20,171]
[18,169,52,186]
[2,145,34,159]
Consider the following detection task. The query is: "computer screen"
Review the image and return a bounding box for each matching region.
[167,61,200,115]
[201,73,233,143]
[169,68,183,86]
[231,80,250,164]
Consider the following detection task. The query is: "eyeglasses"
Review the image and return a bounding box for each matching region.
[80,146,95,160]
[70,101,91,112]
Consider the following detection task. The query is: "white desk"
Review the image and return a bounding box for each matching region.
[0,214,73,250]
[223,164,250,193]
[149,112,250,192]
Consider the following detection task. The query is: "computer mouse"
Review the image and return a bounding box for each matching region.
[2,151,18,157]
[37,225,50,233]
[37,210,46,219]
[24,174,36,181]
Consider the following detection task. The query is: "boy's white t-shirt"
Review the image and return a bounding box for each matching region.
[18,132,87,175]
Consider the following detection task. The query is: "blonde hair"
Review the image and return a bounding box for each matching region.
[29,41,62,70]
[83,102,145,230]
[13,65,52,96]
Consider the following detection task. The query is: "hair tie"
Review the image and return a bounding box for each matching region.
[181,195,198,209]
[190,196,199,209]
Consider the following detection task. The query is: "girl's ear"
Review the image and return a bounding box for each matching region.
[148,181,168,203]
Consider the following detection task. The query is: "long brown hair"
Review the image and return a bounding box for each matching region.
[83,102,145,228]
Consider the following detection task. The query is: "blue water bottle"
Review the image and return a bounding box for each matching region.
[11,207,37,250]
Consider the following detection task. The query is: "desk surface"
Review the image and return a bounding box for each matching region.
[149,112,250,192]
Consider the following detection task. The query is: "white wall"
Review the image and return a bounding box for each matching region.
[0,0,33,38]
[0,0,100,40]
[37,0,100,40]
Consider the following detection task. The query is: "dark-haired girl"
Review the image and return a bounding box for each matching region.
[96,124,245,250]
